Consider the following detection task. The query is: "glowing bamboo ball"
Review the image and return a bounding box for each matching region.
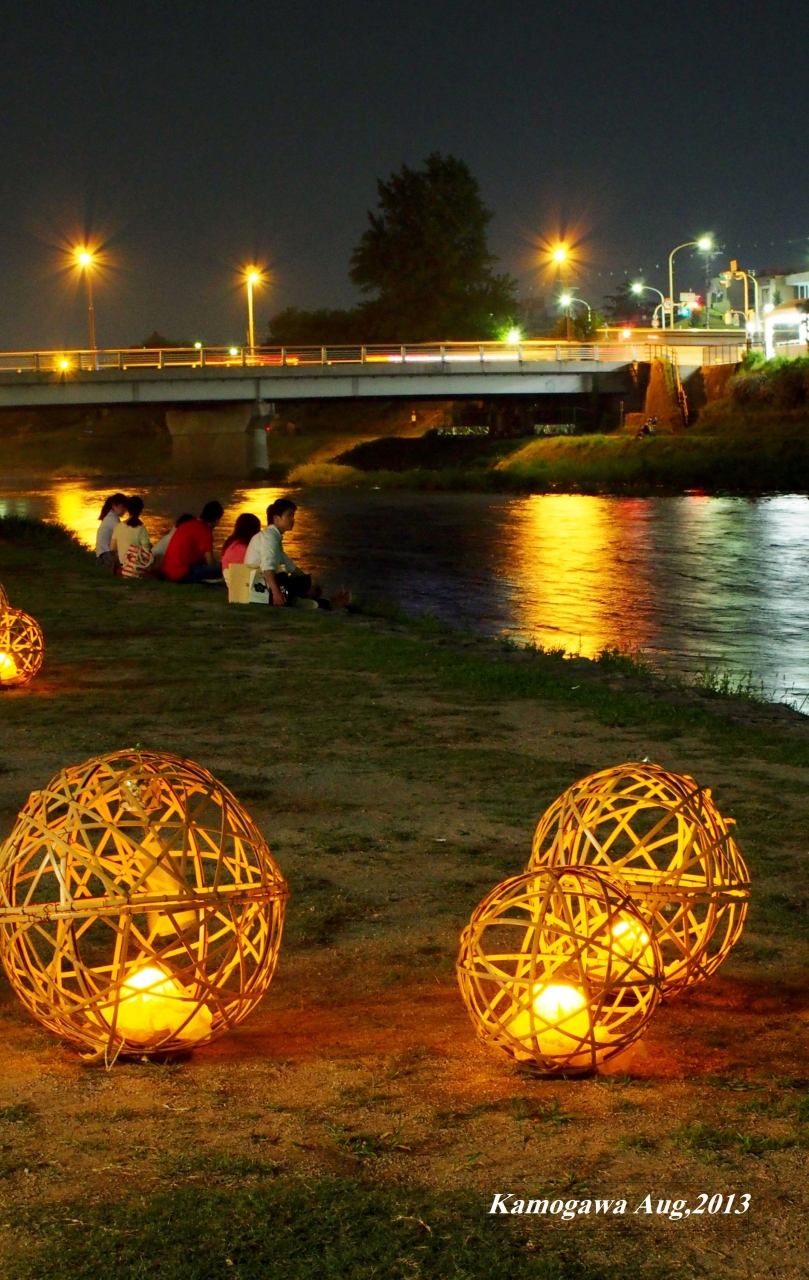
[528,763,750,998]
[0,606,43,688]
[457,867,662,1074]
[0,750,288,1059]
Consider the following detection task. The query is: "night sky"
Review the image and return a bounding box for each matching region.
[1,1,807,350]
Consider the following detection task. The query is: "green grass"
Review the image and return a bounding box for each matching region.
[5,1176,641,1280]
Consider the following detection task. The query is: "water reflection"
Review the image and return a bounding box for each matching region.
[503,495,654,656]
[5,479,809,700]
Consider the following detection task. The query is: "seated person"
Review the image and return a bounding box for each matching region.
[110,496,153,578]
[152,513,195,567]
[221,513,261,584]
[245,498,349,609]
[95,493,128,567]
[161,501,224,584]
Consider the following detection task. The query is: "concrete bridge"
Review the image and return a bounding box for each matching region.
[0,336,745,409]
[0,340,643,411]
[0,338,745,473]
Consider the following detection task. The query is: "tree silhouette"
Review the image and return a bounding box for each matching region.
[349,153,516,341]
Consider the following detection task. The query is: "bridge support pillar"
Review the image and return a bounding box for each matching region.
[164,403,269,475]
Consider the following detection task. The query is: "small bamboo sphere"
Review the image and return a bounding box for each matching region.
[528,763,750,998]
[0,606,44,688]
[0,750,288,1059]
[457,867,662,1075]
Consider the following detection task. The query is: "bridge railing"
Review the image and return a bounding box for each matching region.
[0,340,650,375]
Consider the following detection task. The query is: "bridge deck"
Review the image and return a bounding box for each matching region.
[0,339,745,408]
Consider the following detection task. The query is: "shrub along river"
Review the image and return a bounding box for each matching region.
[4,479,809,704]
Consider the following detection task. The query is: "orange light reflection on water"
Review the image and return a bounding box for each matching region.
[503,494,653,657]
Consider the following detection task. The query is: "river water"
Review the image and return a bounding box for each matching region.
[3,478,809,704]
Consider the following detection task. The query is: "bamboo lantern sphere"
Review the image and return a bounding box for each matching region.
[0,606,43,688]
[457,867,662,1075]
[528,763,750,999]
[0,750,288,1060]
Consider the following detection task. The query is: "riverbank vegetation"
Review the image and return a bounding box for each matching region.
[285,413,809,495]
[0,518,808,1277]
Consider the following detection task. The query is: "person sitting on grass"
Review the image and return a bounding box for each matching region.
[245,498,349,609]
[151,512,195,570]
[161,500,224,584]
[95,493,128,567]
[221,512,262,584]
[110,495,153,578]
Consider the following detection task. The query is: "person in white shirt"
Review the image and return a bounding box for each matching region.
[95,493,128,567]
[245,498,349,609]
[152,513,195,565]
[110,496,153,578]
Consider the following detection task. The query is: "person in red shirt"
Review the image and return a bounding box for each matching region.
[162,501,224,583]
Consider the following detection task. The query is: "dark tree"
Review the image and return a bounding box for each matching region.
[137,331,193,348]
[603,280,651,325]
[265,307,364,345]
[349,153,517,341]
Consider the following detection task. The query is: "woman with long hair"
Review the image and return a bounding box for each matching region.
[110,495,153,578]
[95,493,128,567]
[221,512,262,585]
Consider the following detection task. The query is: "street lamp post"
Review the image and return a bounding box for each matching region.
[631,283,665,328]
[559,293,591,338]
[75,249,97,353]
[245,269,262,354]
[550,245,570,338]
[668,237,712,332]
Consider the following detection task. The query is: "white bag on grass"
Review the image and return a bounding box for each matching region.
[227,563,269,605]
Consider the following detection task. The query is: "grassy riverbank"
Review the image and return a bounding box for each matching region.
[287,410,809,495]
[1,520,809,1277]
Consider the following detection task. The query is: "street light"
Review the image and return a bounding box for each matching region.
[552,245,568,264]
[245,268,263,353]
[74,248,97,352]
[631,282,665,327]
[559,293,591,319]
[668,236,712,331]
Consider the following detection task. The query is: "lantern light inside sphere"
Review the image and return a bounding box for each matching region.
[0,750,288,1059]
[101,964,213,1044]
[0,606,43,688]
[528,763,750,998]
[457,867,662,1075]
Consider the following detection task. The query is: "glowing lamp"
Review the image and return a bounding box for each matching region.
[457,867,661,1075]
[528,763,750,998]
[59,358,70,371]
[507,981,591,1058]
[0,750,288,1060]
[0,607,44,688]
[559,293,573,307]
[229,347,239,356]
[621,328,632,339]
[0,652,19,682]
[631,283,644,295]
[552,246,568,263]
[697,236,712,251]
[505,327,522,345]
[100,964,213,1044]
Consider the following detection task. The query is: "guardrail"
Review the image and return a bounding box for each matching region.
[0,339,749,375]
[701,344,747,366]
[0,340,647,375]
